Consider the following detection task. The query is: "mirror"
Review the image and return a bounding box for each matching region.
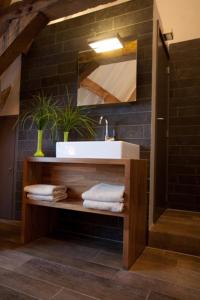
[77,40,137,106]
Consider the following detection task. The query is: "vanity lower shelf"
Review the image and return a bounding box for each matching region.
[26,198,125,217]
[22,157,147,269]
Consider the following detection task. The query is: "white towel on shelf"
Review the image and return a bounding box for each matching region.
[27,193,68,202]
[82,183,125,202]
[24,184,67,196]
[83,200,124,213]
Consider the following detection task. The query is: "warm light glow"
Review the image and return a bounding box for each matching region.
[88,37,123,53]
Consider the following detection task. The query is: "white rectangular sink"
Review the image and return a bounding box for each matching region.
[56,141,140,159]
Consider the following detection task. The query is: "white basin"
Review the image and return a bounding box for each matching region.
[56,141,140,159]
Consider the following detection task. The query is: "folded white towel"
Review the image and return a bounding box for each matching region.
[27,193,68,202]
[24,184,67,196]
[83,200,124,213]
[82,183,125,202]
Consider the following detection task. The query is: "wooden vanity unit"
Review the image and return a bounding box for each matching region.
[22,157,147,269]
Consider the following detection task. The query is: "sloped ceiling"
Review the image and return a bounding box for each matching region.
[48,0,131,24]
[156,0,200,44]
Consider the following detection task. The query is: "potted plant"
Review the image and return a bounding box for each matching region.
[57,103,96,141]
[21,93,57,157]
[56,92,96,141]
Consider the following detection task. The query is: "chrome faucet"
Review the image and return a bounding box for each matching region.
[99,116,114,141]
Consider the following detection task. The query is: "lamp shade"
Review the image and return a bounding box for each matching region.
[88,36,123,53]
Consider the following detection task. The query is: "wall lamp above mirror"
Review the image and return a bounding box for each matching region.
[88,34,123,53]
[77,35,137,107]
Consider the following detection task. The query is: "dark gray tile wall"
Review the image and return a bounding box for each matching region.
[168,38,200,211]
[16,0,153,240]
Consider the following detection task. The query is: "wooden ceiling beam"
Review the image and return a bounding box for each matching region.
[0,0,57,37]
[0,0,125,75]
[0,0,119,39]
[79,62,99,82]
[0,0,118,21]
[0,0,12,9]
[81,78,120,104]
[0,0,23,16]
[0,12,48,76]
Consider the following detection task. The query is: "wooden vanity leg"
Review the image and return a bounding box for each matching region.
[21,203,54,243]
[123,215,135,269]
[122,160,148,269]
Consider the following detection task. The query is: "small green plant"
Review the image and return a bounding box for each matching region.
[20,93,57,157]
[56,90,96,141]
[21,93,57,130]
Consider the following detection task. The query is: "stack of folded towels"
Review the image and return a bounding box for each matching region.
[24,184,67,202]
[82,183,125,213]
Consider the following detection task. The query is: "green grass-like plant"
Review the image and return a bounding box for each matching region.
[21,93,57,130]
[56,90,96,141]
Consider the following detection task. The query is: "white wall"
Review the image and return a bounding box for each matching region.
[156,0,200,43]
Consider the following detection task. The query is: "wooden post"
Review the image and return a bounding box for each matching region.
[0,12,48,76]
[123,160,148,268]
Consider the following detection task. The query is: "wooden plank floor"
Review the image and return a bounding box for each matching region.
[0,219,199,299]
[149,209,200,256]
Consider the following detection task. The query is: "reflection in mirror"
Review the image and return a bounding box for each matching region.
[77,40,137,106]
